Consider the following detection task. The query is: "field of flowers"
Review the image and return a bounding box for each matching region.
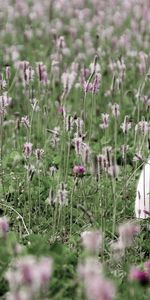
[0,0,150,299]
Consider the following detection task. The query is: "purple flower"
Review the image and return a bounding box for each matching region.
[129,266,149,285]
[23,142,33,157]
[73,165,86,175]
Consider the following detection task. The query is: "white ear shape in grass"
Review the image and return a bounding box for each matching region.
[135,159,150,219]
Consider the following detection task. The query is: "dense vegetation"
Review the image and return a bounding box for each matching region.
[0,1,150,299]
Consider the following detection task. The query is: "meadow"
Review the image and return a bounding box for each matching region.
[0,0,150,299]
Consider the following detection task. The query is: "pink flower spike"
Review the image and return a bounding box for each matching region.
[23,142,33,158]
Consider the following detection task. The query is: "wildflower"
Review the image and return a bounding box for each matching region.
[140,95,150,108]
[51,60,60,82]
[80,67,90,86]
[77,257,102,280]
[129,266,149,285]
[102,147,112,167]
[81,230,102,253]
[61,71,77,94]
[97,155,104,173]
[133,152,143,162]
[120,144,129,160]
[118,221,140,248]
[107,164,120,178]
[78,257,115,300]
[30,98,40,112]
[54,183,68,206]
[138,51,148,74]
[81,57,101,94]
[110,240,125,261]
[83,81,93,93]
[46,189,55,206]
[0,216,9,238]
[82,73,101,94]
[25,67,35,84]
[64,114,74,132]
[38,257,53,286]
[120,115,131,133]
[49,127,60,147]
[23,142,33,157]
[82,143,90,164]
[5,255,53,298]
[5,66,11,80]
[18,256,37,285]
[100,113,110,129]
[89,62,101,74]
[36,62,48,85]
[92,73,101,94]
[19,61,34,84]
[75,117,84,136]
[21,116,30,129]
[111,221,140,259]
[74,136,83,155]
[135,120,149,135]
[24,164,35,181]
[0,74,6,89]
[56,36,66,50]
[35,148,44,160]
[111,103,120,118]
[49,166,57,176]
[73,165,86,175]
[0,93,12,115]
[85,275,116,300]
